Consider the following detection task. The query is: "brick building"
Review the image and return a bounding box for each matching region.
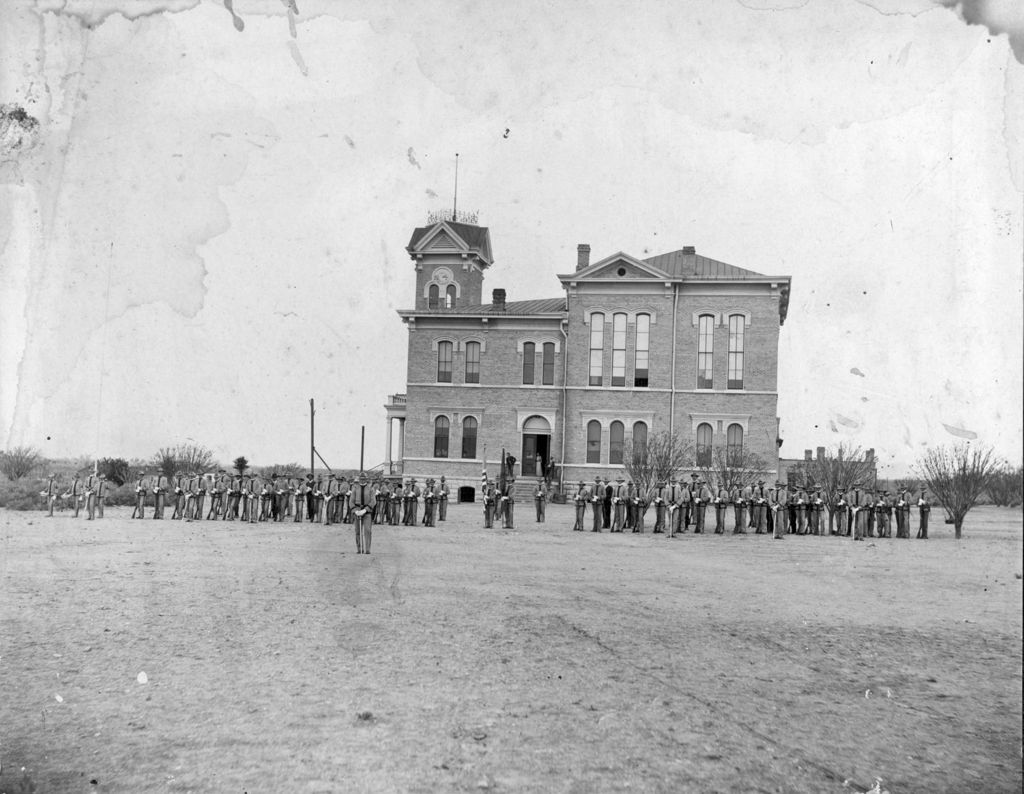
[383,217,792,501]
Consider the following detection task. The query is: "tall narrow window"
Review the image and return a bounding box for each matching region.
[465,341,480,384]
[609,421,624,464]
[445,284,457,309]
[611,313,626,386]
[632,421,648,451]
[589,313,604,386]
[726,424,743,466]
[522,342,535,384]
[462,416,478,459]
[696,423,713,466]
[586,420,602,463]
[434,416,450,458]
[697,314,714,389]
[542,342,555,385]
[634,313,650,387]
[436,341,453,383]
[728,314,744,390]
[428,284,439,309]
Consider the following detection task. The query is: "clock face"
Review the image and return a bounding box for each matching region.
[432,267,453,285]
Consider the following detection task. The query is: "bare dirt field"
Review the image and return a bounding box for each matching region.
[1,503,1021,794]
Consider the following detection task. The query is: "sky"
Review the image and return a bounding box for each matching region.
[1,0,1021,478]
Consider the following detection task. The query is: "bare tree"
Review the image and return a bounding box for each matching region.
[915,442,999,539]
[152,447,179,480]
[624,431,693,518]
[799,443,877,534]
[894,477,921,496]
[697,446,771,493]
[0,446,43,481]
[985,464,1023,508]
[258,463,304,478]
[175,443,217,474]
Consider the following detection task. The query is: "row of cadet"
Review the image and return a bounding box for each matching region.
[563,476,933,539]
[38,471,454,528]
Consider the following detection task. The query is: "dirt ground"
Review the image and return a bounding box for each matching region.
[1,503,1020,794]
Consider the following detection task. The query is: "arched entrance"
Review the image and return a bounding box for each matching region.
[521,415,552,479]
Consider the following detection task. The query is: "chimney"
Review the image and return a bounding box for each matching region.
[492,288,506,310]
[816,446,825,461]
[576,244,590,271]
[866,448,875,462]
[804,449,813,461]
[681,245,696,255]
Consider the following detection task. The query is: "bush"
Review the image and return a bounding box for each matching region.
[0,479,49,510]
[0,446,43,481]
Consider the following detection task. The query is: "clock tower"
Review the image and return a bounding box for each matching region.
[406,217,493,311]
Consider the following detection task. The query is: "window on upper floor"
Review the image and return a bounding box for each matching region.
[465,341,480,384]
[462,416,478,459]
[589,313,604,386]
[697,314,714,389]
[634,313,650,388]
[696,422,713,467]
[586,420,601,463]
[428,284,440,310]
[611,313,627,387]
[609,421,625,464]
[434,416,450,458]
[726,424,743,466]
[445,284,456,309]
[522,342,535,384]
[436,341,453,383]
[542,342,555,386]
[728,314,744,390]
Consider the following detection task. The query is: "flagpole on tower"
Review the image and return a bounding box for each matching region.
[453,153,459,221]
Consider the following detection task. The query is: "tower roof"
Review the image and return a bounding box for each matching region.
[407,220,493,264]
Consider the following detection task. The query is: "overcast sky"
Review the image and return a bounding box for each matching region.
[1,0,1021,477]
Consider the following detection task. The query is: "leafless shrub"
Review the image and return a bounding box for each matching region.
[914,442,999,539]
[0,446,43,481]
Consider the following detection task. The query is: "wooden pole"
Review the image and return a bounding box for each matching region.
[310,398,315,477]
[360,426,365,472]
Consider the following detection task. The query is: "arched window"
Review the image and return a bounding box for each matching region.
[445,284,457,309]
[542,342,555,385]
[462,416,478,459]
[428,284,440,310]
[609,421,625,464]
[436,341,453,383]
[611,313,627,386]
[589,313,604,386]
[465,341,480,384]
[728,314,744,390]
[697,314,714,389]
[586,420,602,463]
[632,421,648,451]
[634,313,650,387]
[696,422,713,466]
[726,423,743,466]
[434,416,450,458]
[522,342,535,384]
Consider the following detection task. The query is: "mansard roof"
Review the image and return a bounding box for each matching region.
[407,221,493,264]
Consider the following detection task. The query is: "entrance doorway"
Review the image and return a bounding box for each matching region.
[458,486,475,503]
[521,415,552,479]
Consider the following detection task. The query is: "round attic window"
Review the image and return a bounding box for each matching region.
[616,267,627,276]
